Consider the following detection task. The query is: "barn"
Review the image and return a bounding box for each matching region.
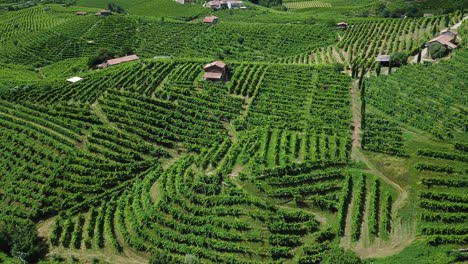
[203,61,228,81]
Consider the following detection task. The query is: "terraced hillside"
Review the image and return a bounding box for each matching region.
[280,11,464,65]
[0,1,467,263]
[0,5,337,67]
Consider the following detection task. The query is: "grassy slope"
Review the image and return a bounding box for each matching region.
[361,31,467,262]
[76,0,208,19]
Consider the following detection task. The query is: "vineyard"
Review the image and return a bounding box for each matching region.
[283,1,332,10]
[365,48,468,141]
[0,1,467,263]
[280,11,464,66]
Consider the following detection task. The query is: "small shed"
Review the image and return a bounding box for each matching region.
[376,55,391,66]
[227,1,245,9]
[336,22,348,29]
[96,9,112,16]
[66,76,83,83]
[75,11,88,16]
[203,16,218,24]
[203,61,227,81]
[98,54,140,69]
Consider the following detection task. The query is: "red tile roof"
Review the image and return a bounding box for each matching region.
[428,35,457,49]
[204,61,226,70]
[203,16,218,23]
[107,55,140,66]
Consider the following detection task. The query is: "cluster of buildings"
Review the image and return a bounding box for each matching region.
[175,0,245,9]
[204,0,246,9]
[75,10,112,16]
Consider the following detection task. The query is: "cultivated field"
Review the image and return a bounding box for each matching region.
[0,1,466,263]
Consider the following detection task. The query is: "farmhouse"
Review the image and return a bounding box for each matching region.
[203,16,218,24]
[427,35,457,50]
[75,11,88,16]
[98,54,140,69]
[424,28,458,53]
[203,61,228,81]
[205,0,245,10]
[95,9,112,16]
[227,1,245,9]
[375,55,391,66]
[336,22,348,29]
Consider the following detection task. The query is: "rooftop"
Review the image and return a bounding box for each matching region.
[428,35,457,49]
[376,55,391,62]
[107,54,140,66]
[204,61,226,69]
[203,16,218,23]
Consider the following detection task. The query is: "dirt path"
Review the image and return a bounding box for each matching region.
[277,205,328,226]
[349,78,414,258]
[451,15,468,30]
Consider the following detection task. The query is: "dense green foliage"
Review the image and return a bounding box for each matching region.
[366,48,468,141]
[0,0,466,263]
[0,220,48,262]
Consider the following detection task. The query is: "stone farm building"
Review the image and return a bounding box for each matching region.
[95,9,112,16]
[203,16,218,24]
[203,61,228,81]
[426,29,458,53]
[375,55,391,67]
[98,55,140,69]
[205,0,246,10]
[75,11,88,16]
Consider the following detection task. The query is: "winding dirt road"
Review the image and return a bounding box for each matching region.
[348,80,414,258]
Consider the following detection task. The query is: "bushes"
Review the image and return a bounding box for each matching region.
[0,220,48,263]
[88,49,116,68]
[322,247,362,264]
[390,51,408,66]
[351,174,366,241]
[430,43,448,59]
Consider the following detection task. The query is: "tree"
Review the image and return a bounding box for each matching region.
[0,220,48,263]
[107,2,126,14]
[120,46,134,57]
[430,43,448,59]
[322,248,362,264]
[390,51,408,66]
[88,49,115,68]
